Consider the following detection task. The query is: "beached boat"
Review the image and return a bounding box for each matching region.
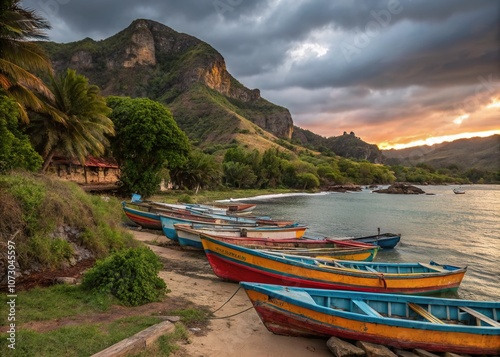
[333,232,401,249]
[174,224,379,260]
[122,201,163,230]
[200,235,467,294]
[173,222,308,248]
[159,214,263,241]
[240,282,500,355]
[122,200,239,230]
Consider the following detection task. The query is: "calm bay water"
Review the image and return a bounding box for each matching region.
[236,185,500,301]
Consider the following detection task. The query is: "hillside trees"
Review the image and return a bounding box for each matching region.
[0,95,43,172]
[108,97,190,197]
[170,149,222,192]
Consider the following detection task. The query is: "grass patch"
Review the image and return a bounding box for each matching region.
[0,316,163,357]
[169,307,211,325]
[130,324,190,357]
[0,284,116,325]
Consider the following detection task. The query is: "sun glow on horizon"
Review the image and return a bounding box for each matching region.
[486,100,500,109]
[379,130,500,150]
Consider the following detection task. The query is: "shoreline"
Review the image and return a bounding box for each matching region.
[133,229,332,357]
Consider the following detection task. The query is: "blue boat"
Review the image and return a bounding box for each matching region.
[241,282,500,355]
[159,214,259,242]
[349,232,401,249]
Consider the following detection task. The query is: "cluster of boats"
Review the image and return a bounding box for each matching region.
[122,197,499,355]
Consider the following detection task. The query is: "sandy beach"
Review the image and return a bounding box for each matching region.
[133,229,333,357]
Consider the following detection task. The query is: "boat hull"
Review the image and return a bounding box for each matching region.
[241,283,500,355]
[201,235,466,294]
[348,233,401,249]
[122,202,162,230]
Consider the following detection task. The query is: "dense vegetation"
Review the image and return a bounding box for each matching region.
[0,172,135,271]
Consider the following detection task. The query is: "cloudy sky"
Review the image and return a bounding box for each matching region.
[22,0,500,149]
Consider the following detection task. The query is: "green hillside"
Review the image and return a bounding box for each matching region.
[40,19,293,152]
[383,135,500,171]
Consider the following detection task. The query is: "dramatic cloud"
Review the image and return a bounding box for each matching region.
[22,0,500,148]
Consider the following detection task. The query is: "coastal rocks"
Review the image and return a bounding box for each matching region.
[413,350,440,357]
[325,184,362,192]
[373,183,425,194]
[356,341,398,357]
[394,350,419,357]
[327,336,365,357]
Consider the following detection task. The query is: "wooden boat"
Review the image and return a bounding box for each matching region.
[213,202,257,213]
[200,234,467,294]
[159,214,262,241]
[174,224,378,260]
[240,282,500,355]
[122,201,162,230]
[173,222,308,248]
[333,232,401,249]
[122,200,241,230]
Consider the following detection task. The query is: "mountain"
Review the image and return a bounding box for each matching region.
[41,19,293,151]
[382,135,500,171]
[293,127,384,163]
[41,19,383,161]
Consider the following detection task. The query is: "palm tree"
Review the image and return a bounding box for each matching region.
[29,69,115,171]
[170,150,222,192]
[0,0,53,122]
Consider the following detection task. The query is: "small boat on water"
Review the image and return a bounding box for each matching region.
[213,202,257,213]
[174,224,379,260]
[453,188,466,194]
[240,282,500,355]
[200,234,467,294]
[331,231,401,249]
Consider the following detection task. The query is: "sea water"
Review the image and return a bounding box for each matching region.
[233,185,500,301]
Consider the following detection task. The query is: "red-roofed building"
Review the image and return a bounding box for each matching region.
[47,156,120,185]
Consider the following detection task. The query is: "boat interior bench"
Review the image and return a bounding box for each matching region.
[408,303,444,324]
[352,299,383,318]
[459,306,500,327]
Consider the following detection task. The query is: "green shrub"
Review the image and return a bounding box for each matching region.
[81,247,167,306]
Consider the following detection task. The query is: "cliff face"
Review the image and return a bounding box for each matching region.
[44,19,293,142]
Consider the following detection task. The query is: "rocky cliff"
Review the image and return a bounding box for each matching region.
[293,127,384,163]
[42,19,293,145]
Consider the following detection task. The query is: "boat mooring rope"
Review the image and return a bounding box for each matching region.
[209,286,254,320]
[209,306,254,320]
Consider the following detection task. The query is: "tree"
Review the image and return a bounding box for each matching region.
[0,0,53,122]
[108,97,190,197]
[223,161,257,188]
[0,94,42,172]
[170,149,222,192]
[28,69,114,171]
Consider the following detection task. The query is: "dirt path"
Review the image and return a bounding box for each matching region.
[134,229,332,357]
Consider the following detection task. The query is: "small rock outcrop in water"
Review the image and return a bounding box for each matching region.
[373,183,425,194]
[325,184,362,192]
